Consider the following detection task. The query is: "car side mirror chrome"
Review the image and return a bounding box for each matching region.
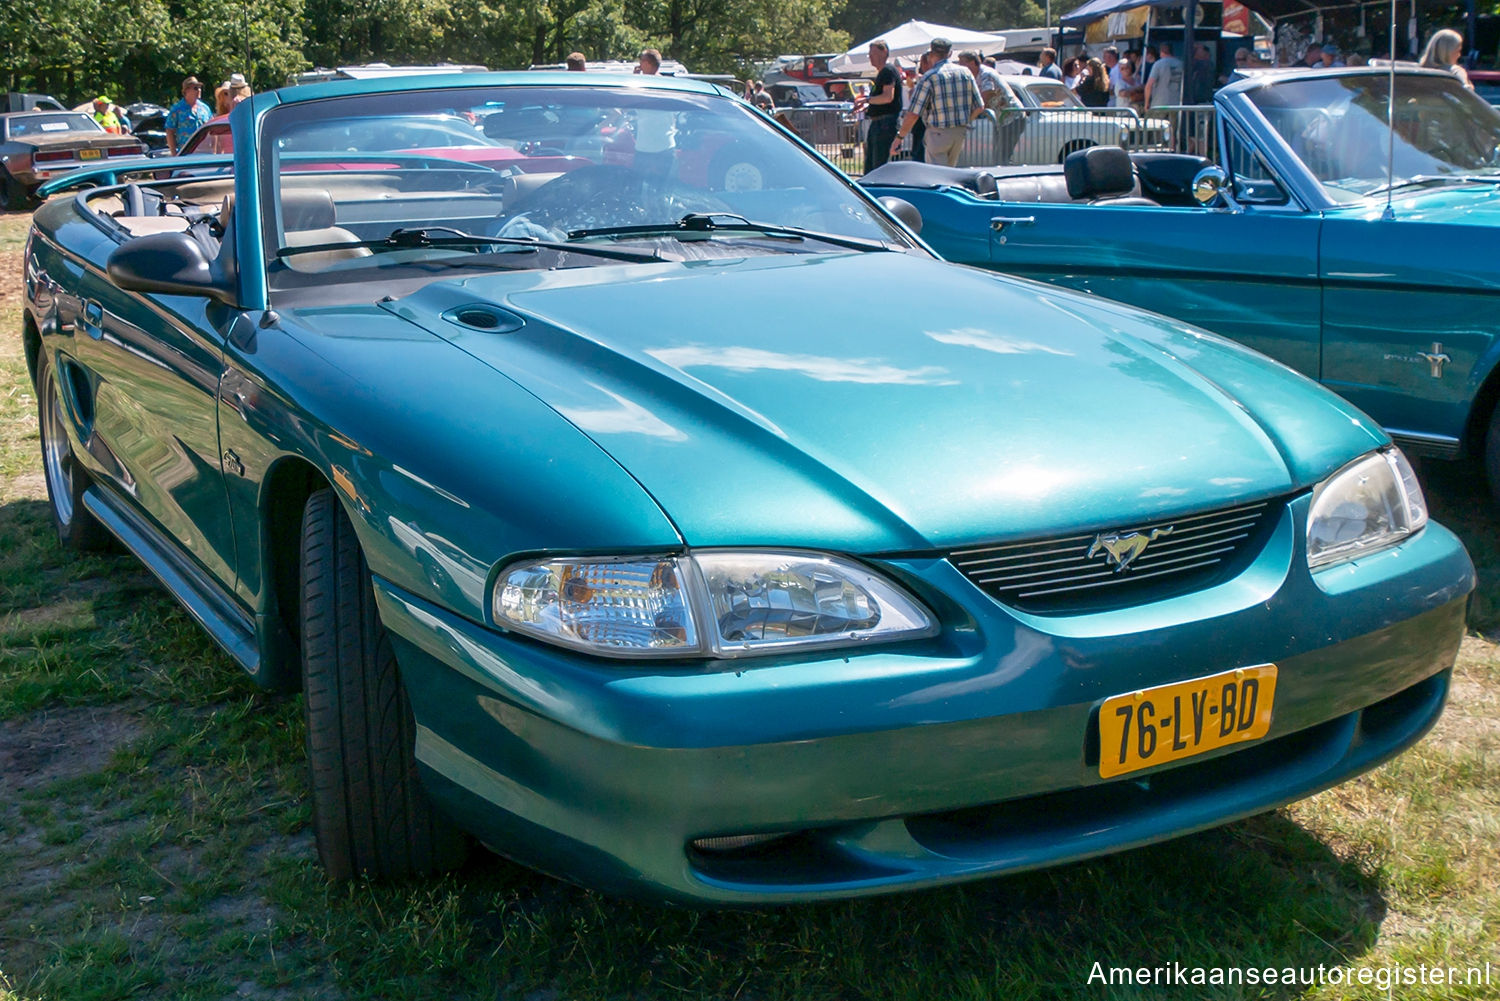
[878,196,922,235]
[1192,165,1227,206]
[107,231,237,306]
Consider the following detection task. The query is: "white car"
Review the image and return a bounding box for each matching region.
[956,76,1172,167]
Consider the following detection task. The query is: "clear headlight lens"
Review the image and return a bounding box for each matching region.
[1307,448,1427,570]
[493,551,937,659]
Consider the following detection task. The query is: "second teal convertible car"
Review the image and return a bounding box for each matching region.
[24,72,1474,904]
[863,65,1500,503]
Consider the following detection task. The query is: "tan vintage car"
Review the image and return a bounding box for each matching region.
[0,111,146,209]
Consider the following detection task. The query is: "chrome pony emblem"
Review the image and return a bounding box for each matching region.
[1087,527,1174,573]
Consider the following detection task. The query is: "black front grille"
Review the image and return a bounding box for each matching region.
[950,498,1282,613]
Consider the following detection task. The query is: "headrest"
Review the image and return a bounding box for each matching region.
[1063,146,1135,200]
[280,188,337,231]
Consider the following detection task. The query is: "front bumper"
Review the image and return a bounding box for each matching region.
[376,499,1473,905]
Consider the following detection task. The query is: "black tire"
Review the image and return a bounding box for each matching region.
[299,488,467,880]
[0,168,31,212]
[1485,406,1500,504]
[35,351,112,551]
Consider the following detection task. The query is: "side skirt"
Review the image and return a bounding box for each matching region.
[82,485,261,677]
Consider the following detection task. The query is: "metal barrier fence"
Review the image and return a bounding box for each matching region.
[777,107,863,175]
[790,104,1219,176]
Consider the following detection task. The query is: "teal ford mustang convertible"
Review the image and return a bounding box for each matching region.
[23,73,1474,904]
[862,66,1500,501]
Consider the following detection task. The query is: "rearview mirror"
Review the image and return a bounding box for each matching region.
[879,196,922,235]
[107,232,237,305]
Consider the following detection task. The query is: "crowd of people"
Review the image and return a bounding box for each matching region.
[852,36,1222,170]
[850,26,1481,169]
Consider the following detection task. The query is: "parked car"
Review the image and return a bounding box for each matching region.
[26,72,1473,904]
[123,102,170,152]
[0,110,147,208]
[954,75,1172,167]
[1469,69,1500,107]
[864,65,1500,500]
[0,91,67,113]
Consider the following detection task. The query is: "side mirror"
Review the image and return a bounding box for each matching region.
[1191,165,1227,206]
[879,195,922,235]
[107,231,237,305]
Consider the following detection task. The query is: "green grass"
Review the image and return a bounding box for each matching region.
[2,208,1499,1000]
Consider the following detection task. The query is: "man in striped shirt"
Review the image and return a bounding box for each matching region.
[890,38,984,166]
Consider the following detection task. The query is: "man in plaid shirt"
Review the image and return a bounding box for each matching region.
[890,38,985,166]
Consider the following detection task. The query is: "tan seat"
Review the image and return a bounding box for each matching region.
[282,227,374,271]
[226,188,374,272]
[113,215,194,236]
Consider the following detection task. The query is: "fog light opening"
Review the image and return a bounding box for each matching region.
[691,831,795,854]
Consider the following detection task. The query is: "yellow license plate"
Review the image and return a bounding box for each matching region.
[1098,665,1276,778]
[79,148,103,160]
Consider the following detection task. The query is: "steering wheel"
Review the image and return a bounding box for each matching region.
[493,163,731,238]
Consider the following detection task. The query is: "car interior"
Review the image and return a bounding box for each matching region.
[860,146,1213,207]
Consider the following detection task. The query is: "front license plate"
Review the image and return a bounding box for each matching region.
[1098,665,1276,778]
[79,148,102,160]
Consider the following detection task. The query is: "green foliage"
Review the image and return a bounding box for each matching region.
[0,0,305,109]
[0,0,856,104]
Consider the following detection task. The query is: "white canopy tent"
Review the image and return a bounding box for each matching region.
[830,20,1010,75]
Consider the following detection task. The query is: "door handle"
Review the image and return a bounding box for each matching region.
[81,299,104,340]
[990,216,1036,231]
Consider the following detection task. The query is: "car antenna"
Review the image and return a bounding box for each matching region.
[1382,0,1398,221]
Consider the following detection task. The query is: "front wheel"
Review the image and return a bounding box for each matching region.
[299,488,468,880]
[1485,406,1500,504]
[35,351,112,551]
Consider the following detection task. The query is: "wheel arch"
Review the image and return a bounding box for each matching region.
[1463,350,1500,459]
[23,311,41,388]
[256,455,333,692]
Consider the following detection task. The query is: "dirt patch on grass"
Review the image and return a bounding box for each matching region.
[2,597,96,635]
[0,703,145,793]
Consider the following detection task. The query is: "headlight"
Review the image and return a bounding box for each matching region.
[1307,448,1427,570]
[493,551,937,659]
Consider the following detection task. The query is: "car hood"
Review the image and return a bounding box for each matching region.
[1327,182,1500,225]
[373,252,1384,552]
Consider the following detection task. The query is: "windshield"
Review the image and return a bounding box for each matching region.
[9,113,102,137]
[258,84,911,291]
[1015,82,1081,109]
[1244,71,1500,198]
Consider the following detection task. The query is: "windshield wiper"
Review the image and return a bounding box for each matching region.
[1363,174,1500,197]
[566,213,897,253]
[276,226,661,263]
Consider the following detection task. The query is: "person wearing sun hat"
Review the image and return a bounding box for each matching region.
[165,75,213,154]
[228,72,253,105]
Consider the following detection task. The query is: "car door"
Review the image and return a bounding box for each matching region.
[1319,213,1500,448]
[980,200,1322,377]
[934,120,1326,379]
[69,265,239,590]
